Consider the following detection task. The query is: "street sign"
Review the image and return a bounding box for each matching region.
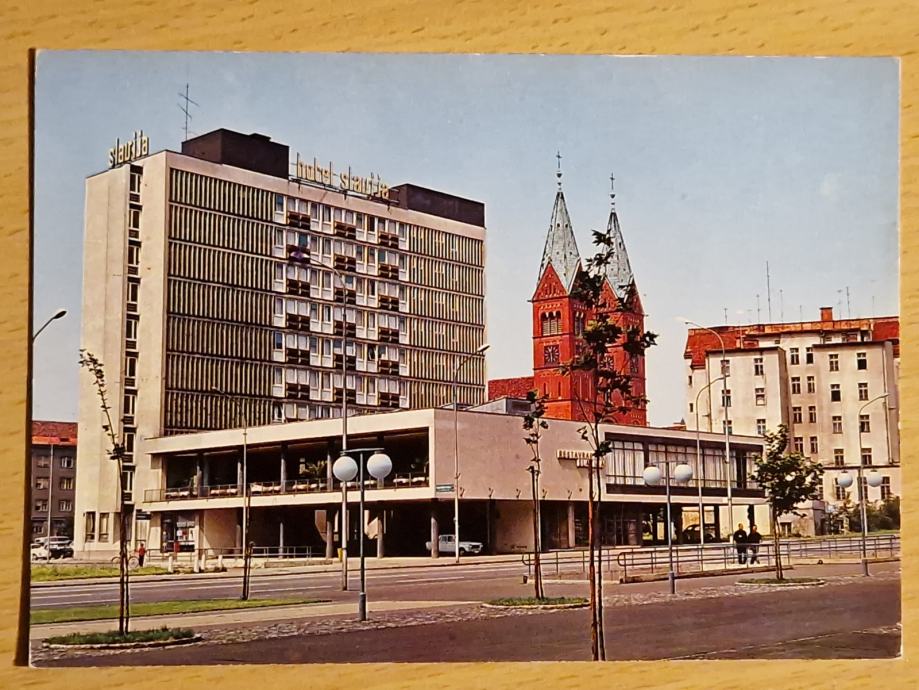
[435,483,454,493]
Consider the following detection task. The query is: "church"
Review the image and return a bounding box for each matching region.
[488,164,647,425]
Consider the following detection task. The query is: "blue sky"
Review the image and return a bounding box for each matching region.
[32,52,899,427]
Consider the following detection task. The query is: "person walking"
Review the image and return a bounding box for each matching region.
[137,541,147,567]
[747,525,762,564]
[732,523,748,565]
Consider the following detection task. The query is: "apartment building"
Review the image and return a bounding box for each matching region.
[75,128,487,553]
[31,421,78,540]
[684,307,899,534]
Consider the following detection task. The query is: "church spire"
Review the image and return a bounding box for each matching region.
[603,171,635,301]
[538,152,581,292]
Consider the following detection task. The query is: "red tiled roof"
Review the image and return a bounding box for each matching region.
[488,376,535,401]
[32,420,78,445]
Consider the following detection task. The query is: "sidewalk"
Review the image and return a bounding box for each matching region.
[30,599,475,640]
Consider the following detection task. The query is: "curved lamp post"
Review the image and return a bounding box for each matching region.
[33,308,67,341]
[643,460,694,594]
[334,447,392,621]
[694,375,726,552]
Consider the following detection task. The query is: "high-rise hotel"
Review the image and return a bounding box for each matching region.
[75,129,486,552]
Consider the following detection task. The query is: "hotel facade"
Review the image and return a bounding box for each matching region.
[75,129,487,553]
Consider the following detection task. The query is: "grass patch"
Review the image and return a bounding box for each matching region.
[45,626,195,646]
[486,596,588,607]
[31,565,169,582]
[31,597,324,625]
[737,577,824,586]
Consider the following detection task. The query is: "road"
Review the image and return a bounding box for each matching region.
[34,564,900,664]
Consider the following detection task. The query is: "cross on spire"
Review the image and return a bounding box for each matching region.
[556,150,563,188]
[610,171,616,210]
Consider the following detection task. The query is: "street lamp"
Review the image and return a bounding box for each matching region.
[333,447,392,621]
[683,319,733,535]
[212,387,250,599]
[837,393,889,577]
[643,459,694,594]
[33,308,67,341]
[694,375,726,552]
[452,343,489,563]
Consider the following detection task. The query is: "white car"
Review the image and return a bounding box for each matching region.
[425,534,484,555]
[30,544,50,561]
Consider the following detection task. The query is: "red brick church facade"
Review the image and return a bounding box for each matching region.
[489,170,647,425]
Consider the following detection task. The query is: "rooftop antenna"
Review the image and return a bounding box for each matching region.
[555,150,563,189]
[766,261,773,321]
[723,307,728,324]
[836,289,843,317]
[756,293,761,323]
[779,288,784,322]
[178,83,199,142]
[845,286,851,319]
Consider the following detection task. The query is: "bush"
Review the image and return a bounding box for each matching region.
[487,596,587,607]
[45,627,194,646]
[843,496,899,532]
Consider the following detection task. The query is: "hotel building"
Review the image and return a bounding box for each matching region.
[684,307,900,535]
[75,129,487,553]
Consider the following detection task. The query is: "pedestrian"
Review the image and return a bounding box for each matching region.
[748,525,762,564]
[732,523,748,565]
[137,541,146,567]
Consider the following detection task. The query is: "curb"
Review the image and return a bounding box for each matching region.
[735,578,826,587]
[43,634,203,650]
[481,601,589,610]
[619,565,783,584]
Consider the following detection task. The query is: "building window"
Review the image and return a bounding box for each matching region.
[858,382,868,401]
[807,376,816,394]
[59,477,74,490]
[688,402,694,413]
[835,485,848,501]
[859,414,871,433]
[753,357,764,376]
[127,244,140,266]
[127,281,139,304]
[32,522,44,535]
[828,353,839,372]
[543,345,560,365]
[793,436,804,454]
[59,500,73,512]
[35,477,49,490]
[805,347,814,364]
[128,207,141,230]
[36,455,49,468]
[832,416,843,434]
[791,377,801,395]
[721,389,731,407]
[125,355,137,379]
[809,436,818,454]
[35,500,48,512]
[861,448,873,466]
[99,512,110,542]
[830,383,841,402]
[720,359,730,376]
[59,456,74,469]
[125,317,138,341]
[808,406,817,423]
[833,449,845,467]
[857,352,867,370]
[756,418,766,435]
[123,393,136,417]
[755,387,766,405]
[723,420,733,435]
[790,347,799,365]
[84,512,96,542]
[881,477,892,500]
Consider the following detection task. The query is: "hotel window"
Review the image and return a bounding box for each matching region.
[59,477,73,490]
[722,420,733,435]
[35,477,49,490]
[856,352,867,370]
[721,389,731,407]
[127,281,139,304]
[805,347,814,364]
[755,387,766,405]
[123,394,136,417]
[861,448,873,466]
[84,512,96,541]
[35,500,47,512]
[753,357,764,376]
[808,406,817,423]
[129,168,141,194]
[809,436,818,454]
[859,414,871,433]
[128,207,141,230]
[59,500,73,512]
[756,419,766,435]
[792,406,802,423]
[125,355,137,379]
[125,317,138,341]
[830,383,841,402]
[835,485,848,501]
[791,377,801,395]
[793,436,804,454]
[99,513,109,542]
[127,244,140,266]
[832,416,842,434]
[833,449,845,467]
[828,353,839,372]
[858,382,868,401]
[789,348,799,365]
[59,456,74,469]
[881,477,892,500]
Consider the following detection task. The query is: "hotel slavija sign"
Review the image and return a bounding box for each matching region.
[108,130,150,168]
[294,155,390,200]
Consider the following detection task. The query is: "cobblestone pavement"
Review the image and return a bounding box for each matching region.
[31,567,899,665]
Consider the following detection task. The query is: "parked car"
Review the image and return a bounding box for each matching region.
[681,525,719,544]
[32,537,74,559]
[30,543,50,561]
[425,534,484,555]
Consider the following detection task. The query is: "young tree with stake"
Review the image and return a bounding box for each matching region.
[522,390,550,600]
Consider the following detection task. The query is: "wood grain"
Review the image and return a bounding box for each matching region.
[0,0,915,687]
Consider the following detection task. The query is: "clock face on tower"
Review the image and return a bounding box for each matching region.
[544,344,560,365]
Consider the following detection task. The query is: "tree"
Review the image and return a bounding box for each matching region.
[844,495,899,532]
[522,390,549,600]
[750,425,824,580]
[563,227,657,661]
[79,350,131,634]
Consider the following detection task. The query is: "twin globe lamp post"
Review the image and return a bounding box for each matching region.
[332,448,392,621]
[642,460,694,595]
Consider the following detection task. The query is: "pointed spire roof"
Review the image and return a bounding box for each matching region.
[604,172,635,300]
[538,153,582,292]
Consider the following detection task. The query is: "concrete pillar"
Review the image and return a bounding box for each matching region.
[237,456,243,492]
[567,501,576,549]
[279,518,285,554]
[376,509,385,559]
[325,508,335,559]
[430,506,440,558]
[195,454,203,497]
[280,443,287,493]
[202,455,210,490]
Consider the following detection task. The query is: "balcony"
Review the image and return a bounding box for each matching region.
[287,244,310,264]
[334,254,356,272]
[378,359,399,375]
[333,388,357,404]
[333,286,357,305]
[287,210,311,229]
[379,295,399,312]
[285,348,310,366]
[333,221,357,239]
[332,353,357,370]
[379,231,399,249]
[286,313,311,331]
[285,382,311,401]
[378,263,398,280]
[333,321,357,338]
[379,327,399,344]
[287,278,310,297]
[379,392,400,408]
